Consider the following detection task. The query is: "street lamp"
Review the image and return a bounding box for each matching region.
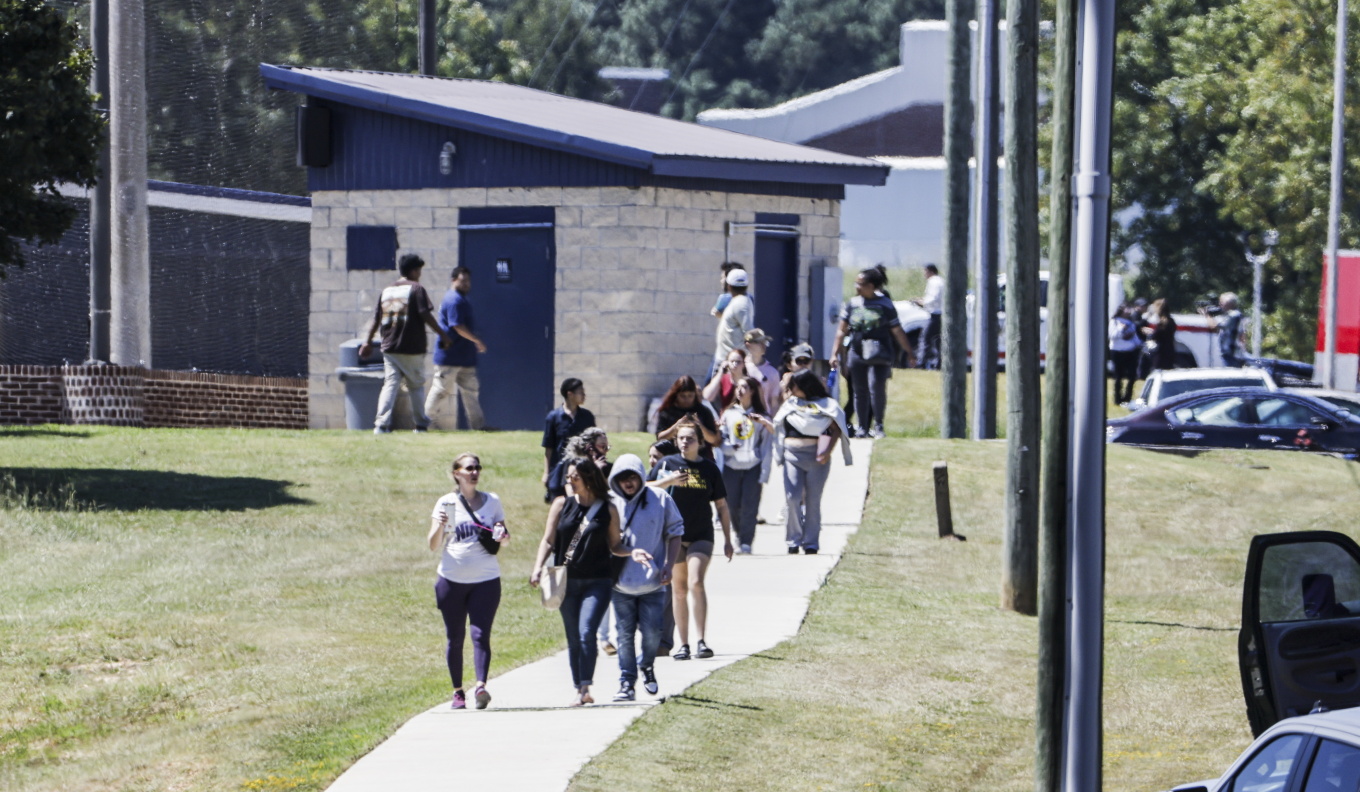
[1244,229,1278,359]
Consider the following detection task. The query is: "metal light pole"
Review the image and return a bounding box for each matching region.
[1325,0,1349,390]
[1066,0,1116,783]
[1244,230,1278,360]
[972,0,1001,440]
[419,0,437,75]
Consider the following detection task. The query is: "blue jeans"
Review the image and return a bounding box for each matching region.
[612,588,667,683]
[559,577,613,688]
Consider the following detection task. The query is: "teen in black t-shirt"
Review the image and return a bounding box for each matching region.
[646,420,732,661]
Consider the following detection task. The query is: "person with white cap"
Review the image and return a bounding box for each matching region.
[712,268,754,379]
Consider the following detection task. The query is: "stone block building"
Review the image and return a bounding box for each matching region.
[262,66,887,430]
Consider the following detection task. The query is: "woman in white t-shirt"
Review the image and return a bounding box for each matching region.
[427,453,509,710]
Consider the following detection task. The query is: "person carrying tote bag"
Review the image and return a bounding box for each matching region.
[530,458,623,707]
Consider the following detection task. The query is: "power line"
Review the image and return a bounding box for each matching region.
[658,0,697,56]
[545,0,614,90]
[661,0,736,113]
[528,0,578,88]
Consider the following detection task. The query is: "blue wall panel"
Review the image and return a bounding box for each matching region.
[308,103,645,192]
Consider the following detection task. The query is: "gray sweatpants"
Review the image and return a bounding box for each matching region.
[783,442,831,551]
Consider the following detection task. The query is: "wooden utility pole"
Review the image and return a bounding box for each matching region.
[941,0,974,439]
[1037,0,1078,782]
[1002,0,1040,615]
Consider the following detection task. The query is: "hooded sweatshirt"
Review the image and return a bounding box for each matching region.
[608,454,684,595]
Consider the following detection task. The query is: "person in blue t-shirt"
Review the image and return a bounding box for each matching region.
[425,266,488,430]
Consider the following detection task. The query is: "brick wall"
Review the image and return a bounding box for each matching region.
[0,365,307,429]
[0,366,63,425]
[144,370,308,429]
[308,186,842,430]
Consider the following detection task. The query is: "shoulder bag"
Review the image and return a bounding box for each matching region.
[456,492,501,556]
[539,499,604,610]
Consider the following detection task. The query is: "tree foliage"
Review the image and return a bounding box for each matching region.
[1112,0,1360,358]
[0,0,102,274]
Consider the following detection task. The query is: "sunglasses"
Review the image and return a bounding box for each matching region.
[795,357,812,364]
[459,465,483,472]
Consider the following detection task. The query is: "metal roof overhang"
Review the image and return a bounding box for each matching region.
[261,64,889,188]
[650,157,888,186]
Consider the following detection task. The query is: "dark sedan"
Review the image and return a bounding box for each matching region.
[1106,386,1360,457]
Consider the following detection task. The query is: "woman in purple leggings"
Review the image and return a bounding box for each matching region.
[428,453,509,710]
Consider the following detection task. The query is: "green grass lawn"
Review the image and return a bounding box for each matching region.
[572,440,1360,791]
[0,426,657,792]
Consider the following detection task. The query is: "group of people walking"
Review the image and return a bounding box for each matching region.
[429,350,858,709]
[417,261,934,710]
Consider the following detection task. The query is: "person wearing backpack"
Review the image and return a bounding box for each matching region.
[605,455,683,701]
[427,453,509,710]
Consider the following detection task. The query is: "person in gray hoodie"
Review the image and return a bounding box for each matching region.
[607,454,684,701]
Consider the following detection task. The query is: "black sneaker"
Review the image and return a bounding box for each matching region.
[788,546,800,554]
[695,639,713,659]
[613,681,635,702]
[641,666,659,695]
[803,547,819,555]
[672,644,691,660]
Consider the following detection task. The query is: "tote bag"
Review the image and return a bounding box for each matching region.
[539,500,603,610]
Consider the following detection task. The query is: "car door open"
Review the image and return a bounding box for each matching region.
[1241,531,1360,736]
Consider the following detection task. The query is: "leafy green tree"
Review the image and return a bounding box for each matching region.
[747,0,945,104]
[1110,0,1360,359]
[484,0,613,99]
[0,0,102,274]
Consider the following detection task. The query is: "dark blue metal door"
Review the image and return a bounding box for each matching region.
[458,209,555,430]
[754,233,799,361]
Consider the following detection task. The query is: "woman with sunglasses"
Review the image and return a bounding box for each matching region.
[530,458,625,706]
[428,453,509,710]
[774,370,853,554]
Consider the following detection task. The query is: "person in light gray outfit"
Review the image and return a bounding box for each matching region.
[607,454,684,701]
[773,370,852,554]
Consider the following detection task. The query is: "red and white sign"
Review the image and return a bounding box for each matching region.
[1316,250,1360,391]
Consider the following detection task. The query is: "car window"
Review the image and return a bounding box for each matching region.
[1256,398,1325,427]
[1259,541,1360,622]
[1170,396,1257,427]
[1316,395,1360,415]
[1160,377,1269,401]
[1230,733,1306,792]
[1303,739,1360,792]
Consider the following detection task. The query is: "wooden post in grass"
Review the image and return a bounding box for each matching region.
[932,462,954,538]
[1002,0,1041,616]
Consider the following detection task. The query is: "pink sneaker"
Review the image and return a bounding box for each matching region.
[451,690,466,710]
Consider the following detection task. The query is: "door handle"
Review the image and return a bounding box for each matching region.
[1258,435,1280,443]
[1180,432,1204,440]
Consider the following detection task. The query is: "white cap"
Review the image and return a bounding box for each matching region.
[726,269,749,288]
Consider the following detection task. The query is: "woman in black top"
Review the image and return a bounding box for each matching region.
[649,419,734,661]
[530,458,624,706]
[1142,298,1178,371]
[655,375,721,448]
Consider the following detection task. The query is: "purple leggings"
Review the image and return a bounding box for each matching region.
[435,576,501,690]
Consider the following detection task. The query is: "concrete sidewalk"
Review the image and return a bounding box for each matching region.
[327,439,873,792]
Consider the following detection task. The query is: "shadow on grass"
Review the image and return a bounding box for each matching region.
[671,694,763,712]
[0,428,93,438]
[1111,619,1235,632]
[0,468,310,511]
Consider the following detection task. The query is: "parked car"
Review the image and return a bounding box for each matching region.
[1284,387,1360,414]
[1249,357,1318,387]
[1129,368,1276,410]
[1106,387,1360,457]
[1166,530,1360,791]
